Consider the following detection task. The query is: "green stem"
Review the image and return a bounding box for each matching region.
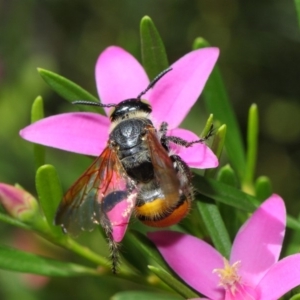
[39,228,146,283]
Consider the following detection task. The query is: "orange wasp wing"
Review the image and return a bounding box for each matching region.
[145,126,180,205]
[55,146,137,237]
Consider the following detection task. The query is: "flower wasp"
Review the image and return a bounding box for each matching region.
[54,68,213,273]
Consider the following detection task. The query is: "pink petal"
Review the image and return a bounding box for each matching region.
[168,128,218,169]
[230,194,286,286]
[257,254,300,299]
[95,46,150,115]
[148,231,224,299]
[107,193,136,243]
[20,113,110,156]
[224,284,258,300]
[150,48,219,129]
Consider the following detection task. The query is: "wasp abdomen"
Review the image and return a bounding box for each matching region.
[135,183,191,227]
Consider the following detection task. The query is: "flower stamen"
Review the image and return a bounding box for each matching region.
[213,258,241,294]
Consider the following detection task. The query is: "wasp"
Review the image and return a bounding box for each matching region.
[55,68,213,273]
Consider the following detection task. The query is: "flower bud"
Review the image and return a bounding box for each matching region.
[0,183,39,222]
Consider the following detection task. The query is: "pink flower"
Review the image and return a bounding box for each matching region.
[20,46,219,168]
[20,46,219,241]
[149,195,300,299]
[0,183,39,222]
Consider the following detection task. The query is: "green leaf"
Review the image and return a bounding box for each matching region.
[123,230,170,272]
[178,203,208,238]
[205,124,226,178]
[196,196,231,258]
[193,174,300,231]
[140,16,169,80]
[217,165,240,238]
[35,164,63,232]
[31,96,46,168]
[210,124,226,158]
[287,216,300,232]
[121,231,150,274]
[217,164,238,188]
[194,174,257,212]
[290,293,300,300]
[0,244,98,276]
[295,0,300,28]
[112,291,182,300]
[31,95,44,122]
[193,37,246,181]
[38,68,101,112]
[148,266,199,299]
[255,176,272,201]
[242,104,259,193]
[201,113,214,137]
[197,123,231,257]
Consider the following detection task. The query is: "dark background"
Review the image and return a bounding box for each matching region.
[0,0,299,299]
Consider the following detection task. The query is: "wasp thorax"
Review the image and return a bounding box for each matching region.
[110,119,151,150]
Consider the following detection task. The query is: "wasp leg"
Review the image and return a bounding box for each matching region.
[158,121,168,137]
[159,122,214,149]
[100,214,120,274]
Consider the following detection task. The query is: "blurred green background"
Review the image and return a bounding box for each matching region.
[0,0,300,299]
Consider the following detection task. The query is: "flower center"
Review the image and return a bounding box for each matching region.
[213,258,241,292]
[213,258,258,299]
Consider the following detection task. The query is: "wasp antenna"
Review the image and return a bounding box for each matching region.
[72,100,116,108]
[137,67,173,99]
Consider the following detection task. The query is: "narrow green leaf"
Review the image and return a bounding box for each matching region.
[287,216,300,232]
[242,104,259,193]
[121,231,150,274]
[148,266,199,299]
[196,196,231,258]
[193,174,300,231]
[35,164,63,232]
[217,164,238,188]
[290,293,300,300]
[198,122,231,257]
[255,176,272,201]
[194,174,257,212]
[193,37,246,181]
[205,124,226,178]
[31,96,44,122]
[140,16,169,79]
[178,204,208,238]
[31,96,46,168]
[38,68,101,112]
[295,0,300,28]
[123,230,170,272]
[112,291,182,300]
[0,245,98,277]
[200,113,214,137]
[211,124,226,159]
[216,165,240,240]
